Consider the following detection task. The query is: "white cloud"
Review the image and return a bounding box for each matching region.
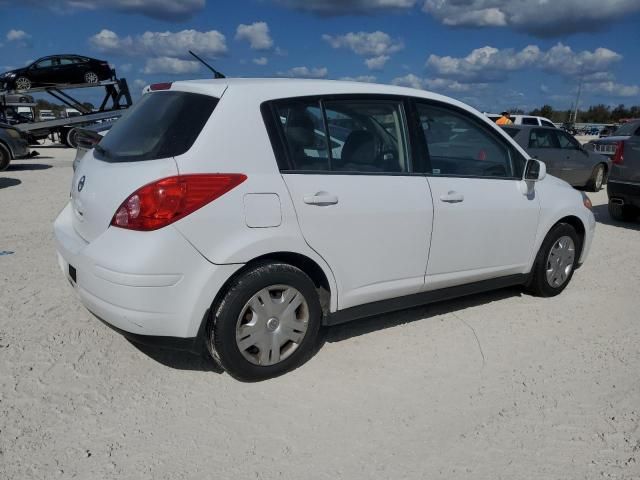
[142,57,200,75]
[391,73,484,92]
[423,0,640,37]
[6,29,31,41]
[3,0,204,21]
[364,55,390,70]
[5,29,32,47]
[426,43,622,83]
[391,73,425,89]
[585,82,640,98]
[322,31,403,56]
[340,75,377,83]
[236,22,274,50]
[279,66,328,78]
[89,29,227,59]
[133,78,147,90]
[253,57,268,65]
[274,0,416,15]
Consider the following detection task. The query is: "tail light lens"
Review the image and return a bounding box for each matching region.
[612,141,624,165]
[111,174,247,231]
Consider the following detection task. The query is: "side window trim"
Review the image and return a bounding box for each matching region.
[410,97,526,180]
[262,94,417,175]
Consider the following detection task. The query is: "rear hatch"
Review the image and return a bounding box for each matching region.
[70,86,223,242]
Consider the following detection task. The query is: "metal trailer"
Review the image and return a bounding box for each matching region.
[0,78,132,148]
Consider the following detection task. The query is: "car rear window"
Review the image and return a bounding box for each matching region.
[94,91,217,163]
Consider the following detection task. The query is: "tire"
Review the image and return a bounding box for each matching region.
[207,262,323,381]
[84,71,99,84]
[65,128,79,149]
[14,77,31,90]
[0,144,11,171]
[527,222,580,297]
[587,164,606,192]
[608,200,637,222]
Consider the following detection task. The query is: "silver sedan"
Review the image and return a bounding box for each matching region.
[503,125,611,191]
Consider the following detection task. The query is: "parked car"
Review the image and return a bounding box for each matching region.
[607,127,640,222]
[39,110,56,121]
[73,120,114,171]
[503,125,611,191]
[0,122,29,171]
[587,120,640,159]
[485,113,556,128]
[54,79,595,381]
[0,55,113,91]
[1,93,34,103]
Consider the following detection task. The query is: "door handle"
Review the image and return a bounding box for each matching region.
[440,191,464,203]
[303,192,339,206]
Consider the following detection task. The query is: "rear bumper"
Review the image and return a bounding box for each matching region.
[608,180,640,208]
[54,202,243,341]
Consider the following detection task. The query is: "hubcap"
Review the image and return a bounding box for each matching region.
[235,285,309,366]
[595,167,604,189]
[16,78,30,90]
[545,236,575,288]
[86,72,98,83]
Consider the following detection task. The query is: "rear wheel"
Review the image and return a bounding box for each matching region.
[608,201,637,222]
[0,144,11,171]
[84,71,99,84]
[207,262,322,381]
[14,77,31,90]
[527,223,580,297]
[64,128,79,149]
[587,164,605,192]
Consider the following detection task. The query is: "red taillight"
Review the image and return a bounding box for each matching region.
[612,141,624,165]
[111,174,247,231]
[149,82,172,91]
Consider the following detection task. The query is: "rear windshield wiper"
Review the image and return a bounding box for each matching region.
[94,144,109,158]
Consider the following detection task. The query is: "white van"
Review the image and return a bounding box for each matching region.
[486,113,557,128]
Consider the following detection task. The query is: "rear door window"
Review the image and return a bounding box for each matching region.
[94,91,217,163]
[529,129,560,148]
[521,117,539,125]
[271,97,410,173]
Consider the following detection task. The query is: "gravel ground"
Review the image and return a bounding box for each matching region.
[1,146,639,480]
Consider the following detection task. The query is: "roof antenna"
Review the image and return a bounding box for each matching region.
[189,50,225,79]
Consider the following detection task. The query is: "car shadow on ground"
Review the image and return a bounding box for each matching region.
[325,287,523,343]
[129,286,524,375]
[0,178,22,189]
[129,341,225,374]
[7,163,53,171]
[592,204,640,231]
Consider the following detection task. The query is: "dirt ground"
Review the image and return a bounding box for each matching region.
[1,146,639,480]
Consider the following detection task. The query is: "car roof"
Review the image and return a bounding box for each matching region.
[170,77,477,112]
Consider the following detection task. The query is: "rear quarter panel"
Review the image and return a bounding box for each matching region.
[170,86,339,311]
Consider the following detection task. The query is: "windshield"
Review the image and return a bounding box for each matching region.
[614,122,640,137]
[94,91,218,163]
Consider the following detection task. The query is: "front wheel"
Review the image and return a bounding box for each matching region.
[587,164,605,192]
[207,262,322,381]
[14,77,31,90]
[84,71,99,84]
[0,144,11,171]
[608,201,637,222]
[527,223,580,297]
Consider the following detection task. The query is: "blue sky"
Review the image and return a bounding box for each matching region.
[1,0,639,112]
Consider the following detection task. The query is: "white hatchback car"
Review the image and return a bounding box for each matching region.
[54,79,596,380]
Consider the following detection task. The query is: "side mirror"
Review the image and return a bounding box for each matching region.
[524,158,546,181]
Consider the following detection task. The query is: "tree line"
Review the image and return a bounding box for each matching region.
[520,104,640,124]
